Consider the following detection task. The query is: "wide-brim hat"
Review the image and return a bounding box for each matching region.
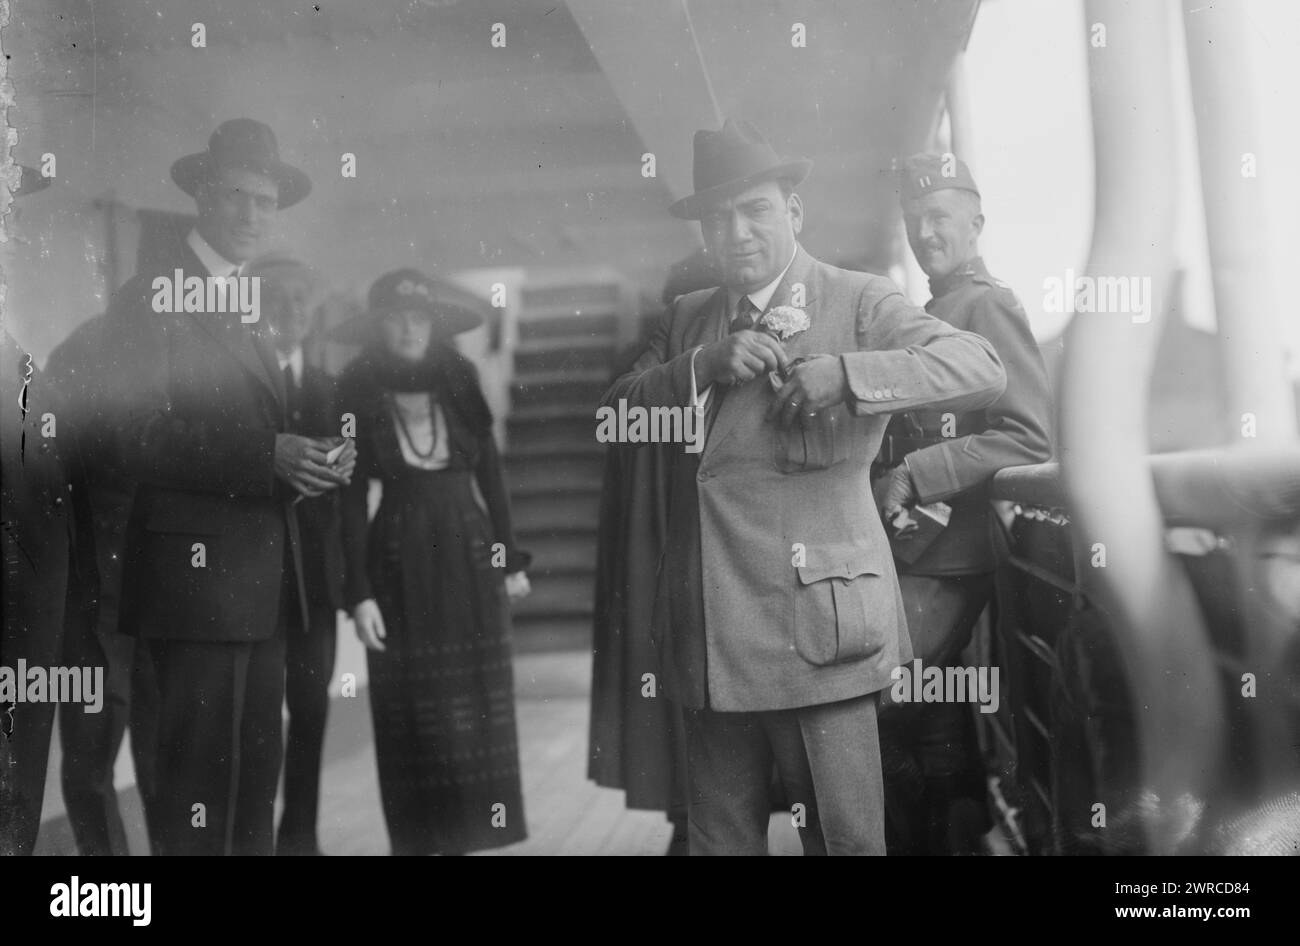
[668,118,812,220]
[328,267,488,346]
[171,118,312,209]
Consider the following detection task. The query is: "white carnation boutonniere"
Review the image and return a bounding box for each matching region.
[758,305,811,341]
[758,306,812,390]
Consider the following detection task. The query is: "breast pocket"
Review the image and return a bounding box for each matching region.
[793,546,888,666]
[773,403,852,474]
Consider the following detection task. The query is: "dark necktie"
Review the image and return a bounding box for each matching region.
[283,364,299,420]
[731,296,758,333]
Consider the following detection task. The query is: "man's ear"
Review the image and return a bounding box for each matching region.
[788,192,804,235]
[971,212,985,238]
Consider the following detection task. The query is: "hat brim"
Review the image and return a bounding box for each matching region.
[171,153,312,209]
[327,299,486,347]
[668,158,813,220]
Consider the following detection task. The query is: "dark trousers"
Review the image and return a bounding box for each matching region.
[0,623,63,856]
[145,623,287,856]
[682,693,884,855]
[879,573,993,855]
[276,607,337,855]
[58,616,132,857]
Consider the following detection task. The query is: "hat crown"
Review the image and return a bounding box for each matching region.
[692,118,785,196]
[207,118,284,169]
[369,267,436,311]
[898,151,980,200]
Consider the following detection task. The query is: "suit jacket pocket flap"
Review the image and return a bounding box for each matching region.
[796,549,882,585]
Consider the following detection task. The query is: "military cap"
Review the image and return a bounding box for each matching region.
[898,152,980,202]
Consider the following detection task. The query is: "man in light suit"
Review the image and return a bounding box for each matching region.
[110,119,356,855]
[602,119,1007,855]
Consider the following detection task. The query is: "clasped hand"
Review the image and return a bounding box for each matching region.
[274,434,357,498]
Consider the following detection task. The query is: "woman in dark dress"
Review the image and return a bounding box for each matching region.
[336,268,530,855]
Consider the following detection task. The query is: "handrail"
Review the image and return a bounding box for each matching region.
[993,446,1300,528]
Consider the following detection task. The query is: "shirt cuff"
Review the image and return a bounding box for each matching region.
[689,345,712,410]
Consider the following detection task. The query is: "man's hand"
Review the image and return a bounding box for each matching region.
[698,331,789,387]
[323,437,358,482]
[274,433,351,498]
[353,598,387,652]
[767,354,848,427]
[880,464,919,533]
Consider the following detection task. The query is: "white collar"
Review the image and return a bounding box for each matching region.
[186,228,242,278]
[729,245,799,320]
[276,346,304,386]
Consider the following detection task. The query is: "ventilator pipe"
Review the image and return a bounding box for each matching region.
[1182,1,1297,443]
[1061,0,1225,854]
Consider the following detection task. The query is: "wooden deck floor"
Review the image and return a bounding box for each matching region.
[35,647,816,855]
[34,650,683,856]
[316,651,678,856]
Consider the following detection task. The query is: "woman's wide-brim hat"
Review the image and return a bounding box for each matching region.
[171,118,312,209]
[668,118,812,220]
[328,267,488,345]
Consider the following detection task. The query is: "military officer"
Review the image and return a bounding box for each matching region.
[876,152,1053,855]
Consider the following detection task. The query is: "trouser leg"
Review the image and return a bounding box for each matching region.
[277,608,336,855]
[682,704,773,856]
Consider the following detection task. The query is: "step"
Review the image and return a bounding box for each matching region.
[506,443,605,463]
[507,454,605,495]
[506,414,600,452]
[514,337,617,375]
[520,283,621,311]
[511,572,594,620]
[517,312,619,342]
[508,616,593,654]
[509,481,603,502]
[511,373,608,408]
[518,531,598,576]
[512,493,602,533]
[509,403,599,424]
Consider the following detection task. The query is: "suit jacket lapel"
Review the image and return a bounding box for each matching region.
[703,247,819,458]
[174,243,285,415]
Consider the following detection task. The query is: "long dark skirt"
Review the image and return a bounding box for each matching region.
[365,469,526,855]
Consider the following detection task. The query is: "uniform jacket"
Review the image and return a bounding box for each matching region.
[885,257,1053,575]
[109,238,308,642]
[601,246,1007,712]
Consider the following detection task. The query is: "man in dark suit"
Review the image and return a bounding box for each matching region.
[109,118,356,855]
[875,153,1053,854]
[46,313,159,856]
[249,255,346,856]
[0,166,71,856]
[602,120,1007,855]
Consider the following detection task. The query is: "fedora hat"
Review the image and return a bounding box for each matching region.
[328,268,488,346]
[668,118,812,220]
[171,118,312,209]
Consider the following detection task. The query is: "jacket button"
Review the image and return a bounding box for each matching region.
[54,496,64,507]
[697,471,709,482]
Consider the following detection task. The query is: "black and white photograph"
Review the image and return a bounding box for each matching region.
[1,0,1297,900]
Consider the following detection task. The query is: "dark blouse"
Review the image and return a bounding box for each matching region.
[336,352,530,608]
